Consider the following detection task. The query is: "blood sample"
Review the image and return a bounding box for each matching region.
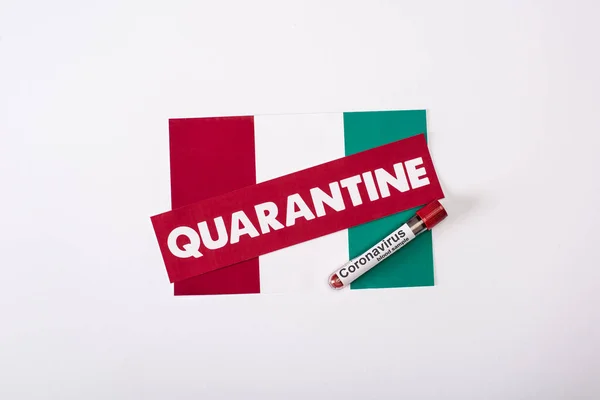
[328,200,447,289]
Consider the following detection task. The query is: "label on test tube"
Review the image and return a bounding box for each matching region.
[334,223,416,287]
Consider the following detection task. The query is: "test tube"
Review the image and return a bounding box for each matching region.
[328,200,448,289]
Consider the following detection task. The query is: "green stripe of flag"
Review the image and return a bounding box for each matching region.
[343,110,435,290]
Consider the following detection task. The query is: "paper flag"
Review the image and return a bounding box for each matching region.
[166,110,439,295]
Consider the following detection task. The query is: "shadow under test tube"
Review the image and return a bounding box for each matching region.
[328,200,448,289]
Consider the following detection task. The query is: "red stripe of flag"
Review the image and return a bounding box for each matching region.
[169,116,260,295]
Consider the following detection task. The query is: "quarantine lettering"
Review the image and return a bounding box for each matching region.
[167,158,429,259]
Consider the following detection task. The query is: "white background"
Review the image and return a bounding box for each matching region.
[1,0,599,398]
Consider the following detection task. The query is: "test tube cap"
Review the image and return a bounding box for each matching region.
[416,200,447,229]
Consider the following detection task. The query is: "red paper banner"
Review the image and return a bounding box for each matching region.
[151,133,444,283]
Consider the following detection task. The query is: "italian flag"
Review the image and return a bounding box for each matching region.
[169,110,435,295]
